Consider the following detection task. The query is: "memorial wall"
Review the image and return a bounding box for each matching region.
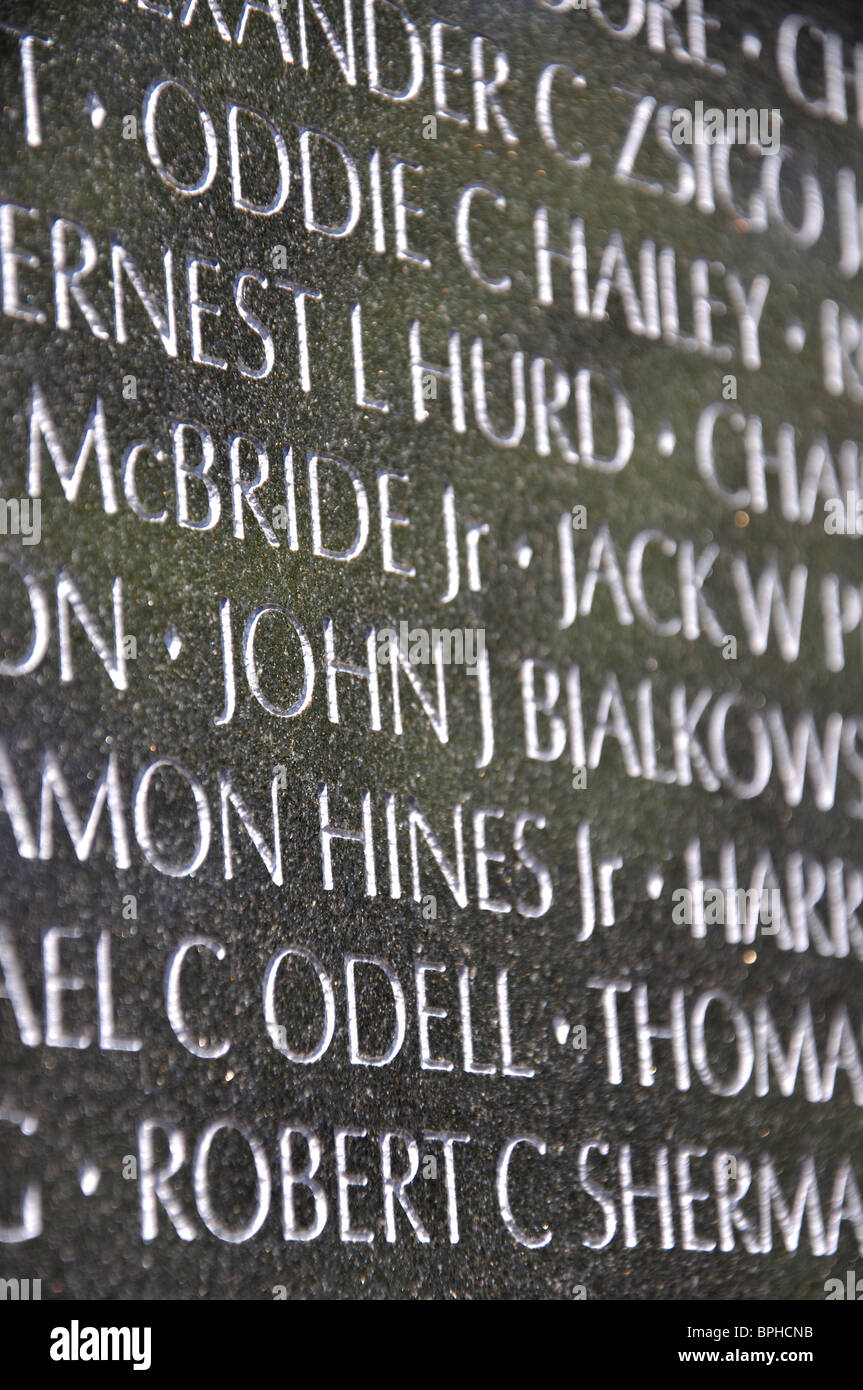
[0,0,862,1301]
